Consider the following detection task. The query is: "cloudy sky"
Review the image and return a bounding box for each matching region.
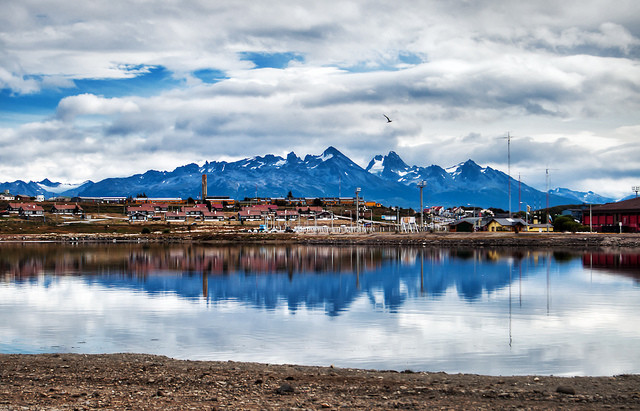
[1,0,639,198]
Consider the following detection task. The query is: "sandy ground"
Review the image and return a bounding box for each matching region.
[1,354,639,410]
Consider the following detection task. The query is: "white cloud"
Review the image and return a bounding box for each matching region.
[56,94,141,121]
[0,1,639,197]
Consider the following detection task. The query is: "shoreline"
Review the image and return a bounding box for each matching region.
[2,231,640,250]
[1,353,638,409]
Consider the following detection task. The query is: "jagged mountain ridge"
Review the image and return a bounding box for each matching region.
[0,147,614,208]
[364,151,615,209]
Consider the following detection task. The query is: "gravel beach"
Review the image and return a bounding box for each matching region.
[1,353,639,410]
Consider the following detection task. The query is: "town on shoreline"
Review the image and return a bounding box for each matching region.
[2,193,640,240]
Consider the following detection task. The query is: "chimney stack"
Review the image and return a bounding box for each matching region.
[202,174,207,200]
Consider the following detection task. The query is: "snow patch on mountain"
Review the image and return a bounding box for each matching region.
[37,181,87,194]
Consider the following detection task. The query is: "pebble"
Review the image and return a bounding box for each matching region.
[556,386,576,395]
[276,383,295,394]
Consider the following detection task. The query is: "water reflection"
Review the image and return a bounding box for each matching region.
[583,252,640,281]
[1,243,639,376]
[2,244,555,310]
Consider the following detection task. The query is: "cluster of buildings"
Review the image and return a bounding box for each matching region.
[3,202,85,219]
[3,187,640,233]
[125,203,334,223]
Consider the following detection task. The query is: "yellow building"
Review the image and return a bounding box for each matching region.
[485,218,527,232]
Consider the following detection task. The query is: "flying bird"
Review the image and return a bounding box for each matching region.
[383,114,392,123]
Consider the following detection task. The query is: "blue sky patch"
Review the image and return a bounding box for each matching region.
[239,52,305,69]
[398,52,423,65]
[193,68,227,84]
[0,66,181,118]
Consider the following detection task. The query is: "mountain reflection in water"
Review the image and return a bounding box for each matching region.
[1,244,638,313]
[1,243,639,376]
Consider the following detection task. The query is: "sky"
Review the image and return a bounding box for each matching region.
[1,0,639,199]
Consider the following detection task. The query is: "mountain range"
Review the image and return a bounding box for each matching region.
[0,147,615,209]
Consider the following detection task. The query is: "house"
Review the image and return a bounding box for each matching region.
[126,205,155,216]
[19,203,45,218]
[183,206,205,218]
[426,206,444,216]
[202,210,225,221]
[298,206,323,216]
[165,211,187,222]
[51,204,84,216]
[6,203,23,213]
[316,211,334,220]
[129,212,149,221]
[275,210,299,221]
[449,217,482,232]
[238,209,262,221]
[150,203,170,213]
[583,197,640,233]
[0,190,15,201]
[485,218,527,232]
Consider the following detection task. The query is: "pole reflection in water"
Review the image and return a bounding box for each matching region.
[1,244,640,377]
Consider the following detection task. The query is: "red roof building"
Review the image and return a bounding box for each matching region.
[583,197,640,233]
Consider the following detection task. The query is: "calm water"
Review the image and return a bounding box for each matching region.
[1,243,639,376]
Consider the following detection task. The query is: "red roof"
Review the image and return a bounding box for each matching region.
[165,212,187,217]
[127,205,155,212]
[52,204,81,210]
[242,205,278,211]
[20,204,44,212]
[276,210,299,216]
[183,206,205,213]
[9,202,34,209]
[238,210,262,216]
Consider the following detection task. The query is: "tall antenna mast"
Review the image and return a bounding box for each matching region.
[546,168,550,232]
[507,132,511,217]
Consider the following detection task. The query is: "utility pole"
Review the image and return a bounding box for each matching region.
[417,181,426,231]
[518,174,521,213]
[355,187,361,231]
[501,132,512,217]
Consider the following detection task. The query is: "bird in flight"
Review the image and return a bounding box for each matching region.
[383,114,392,123]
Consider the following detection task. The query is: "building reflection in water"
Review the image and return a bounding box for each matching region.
[1,244,638,311]
[1,243,557,280]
